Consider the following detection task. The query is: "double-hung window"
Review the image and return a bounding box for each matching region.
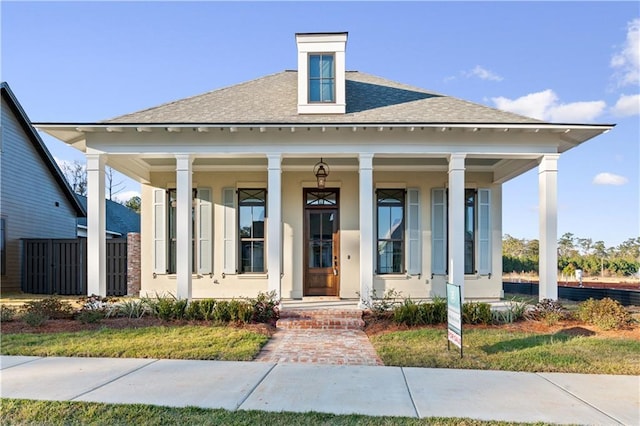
[376,189,405,274]
[375,188,421,275]
[309,54,335,103]
[238,189,266,273]
[431,188,491,276]
[152,187,212,275]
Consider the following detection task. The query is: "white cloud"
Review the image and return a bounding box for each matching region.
[593,172,629,186]
[611,93,640,116]
[611,18,640,88]
[465,65,503,81]
[491,89,606,122]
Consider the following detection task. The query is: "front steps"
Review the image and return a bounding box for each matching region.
[276,309,365,330]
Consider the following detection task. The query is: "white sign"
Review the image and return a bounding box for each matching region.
[446,282,463,355]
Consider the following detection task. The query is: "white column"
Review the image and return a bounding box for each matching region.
[86,153,106,296]
[358,153,374,308]
[538,154,559,301]
[175,154,193,300]
[267,154,282,299]
[448,154,466,300]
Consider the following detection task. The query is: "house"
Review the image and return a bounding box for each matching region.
[36,33,613,304]
[76,195,140,239]
[0,82,86,293]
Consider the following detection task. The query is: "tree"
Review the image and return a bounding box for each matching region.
[124,196,141,213]
[502,234,525,257]
[106,167,125,201]
[558,232,578,258]
[60,160,87,196]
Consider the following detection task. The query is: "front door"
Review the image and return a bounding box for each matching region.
[304,189,339,297]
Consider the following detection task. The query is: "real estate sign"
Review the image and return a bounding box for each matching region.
[446,282,463,357]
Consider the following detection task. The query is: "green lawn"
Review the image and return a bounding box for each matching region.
[0,326,269,361]
[371,326,640,375]
[0,399,547,426]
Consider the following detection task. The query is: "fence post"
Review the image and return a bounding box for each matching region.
[127,233,141,296]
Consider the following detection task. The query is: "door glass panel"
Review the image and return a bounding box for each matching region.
[308,212,333,268]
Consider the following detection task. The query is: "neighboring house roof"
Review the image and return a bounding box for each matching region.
[76,195,140,237]
[103,70,543,125]
[1,82,85,217]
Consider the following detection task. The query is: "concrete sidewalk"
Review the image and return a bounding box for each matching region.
[1,355,638,425]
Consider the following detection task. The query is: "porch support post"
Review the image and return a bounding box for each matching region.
[538,154,559,301]
[175,154,193,300]
[267,154,282,299]
[86,153,106,296]
[358,153,374,308]
[448,154,466,300]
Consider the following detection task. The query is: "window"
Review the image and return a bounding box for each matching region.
[238,189,266,273]
[152,188,212,275]
[431,188,491,276]
[465,189,475,275]
[167,189,196,274]
[309,54,335,103]
[0,218,5,275]
[377,189,405,274]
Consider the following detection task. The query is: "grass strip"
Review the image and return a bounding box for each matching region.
[0,326,269,361]
[0,398,548,426]
[371,327,640,375]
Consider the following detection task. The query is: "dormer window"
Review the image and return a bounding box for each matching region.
[309,54,335,103]
[296,32,347,114]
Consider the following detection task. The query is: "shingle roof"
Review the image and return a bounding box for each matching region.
[105,71,542,124]
[76,195,140,236]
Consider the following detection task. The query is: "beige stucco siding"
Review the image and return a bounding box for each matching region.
[140,169,503,300]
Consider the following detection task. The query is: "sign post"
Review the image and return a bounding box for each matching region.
[446,282,463,358]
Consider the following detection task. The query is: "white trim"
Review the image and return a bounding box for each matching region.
[152,188,167,274]
[407,188,421,276]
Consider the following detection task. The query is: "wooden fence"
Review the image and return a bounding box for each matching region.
[22,238,127,296]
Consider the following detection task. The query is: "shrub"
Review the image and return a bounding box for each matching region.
[211,299,252,323]
[525,298,571,322]
[250,291,280,324]
[393,298,423,326]
[76,309,104,324]
[462,302,492,325]
[391,297,447,326]
[115,299,148,319]
[143,294,188,321]
[577,298,632,330]
[426,297,448,324]
[22,297,74,320]
[492,298,529,324]
[0,305,17,322]
[360,288,402,314]
[21,311,48,327]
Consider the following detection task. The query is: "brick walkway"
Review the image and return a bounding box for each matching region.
[254,308,384,366]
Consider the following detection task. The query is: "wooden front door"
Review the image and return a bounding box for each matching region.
[304,189,339,297]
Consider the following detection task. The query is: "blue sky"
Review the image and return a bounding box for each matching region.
[2,1,638,249]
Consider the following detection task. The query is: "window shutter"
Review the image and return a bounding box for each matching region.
[478,188,491,275]
[407,188,421,275]
[222,188,237,274]
[197,188,212,275]
[152,188,167,274]
[431,188,447,275]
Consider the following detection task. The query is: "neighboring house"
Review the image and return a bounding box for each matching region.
[36,33,613,303]
[75,195,140,239]
[0,82,85,293]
